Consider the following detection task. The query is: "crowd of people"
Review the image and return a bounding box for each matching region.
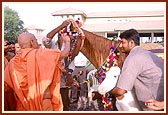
[3,18,164,111]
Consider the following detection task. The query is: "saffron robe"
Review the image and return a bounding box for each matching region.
[4,48,63,111]
[4,56,8,69]
[4,56,17,111]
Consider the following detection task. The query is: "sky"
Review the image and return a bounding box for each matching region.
[2,2,165,33]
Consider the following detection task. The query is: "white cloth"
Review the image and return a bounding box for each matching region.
[116,91,142,111]
[97,66,141,111]
[42,35,59,50]
[74,52,87,66]
[98,66,120,95]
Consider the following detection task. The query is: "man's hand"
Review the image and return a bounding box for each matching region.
[145,99,164,110]
[111,87,126,100]
[61,19,71,28]
[60,33,70,42]
[47,19,71,39]
[69,18,79,28]
[59,33,70,61]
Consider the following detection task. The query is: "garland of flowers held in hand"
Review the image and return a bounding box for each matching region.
[61,18,85,69]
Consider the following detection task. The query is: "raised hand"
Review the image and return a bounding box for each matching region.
[61,19,71,28]
[60,33,70,42]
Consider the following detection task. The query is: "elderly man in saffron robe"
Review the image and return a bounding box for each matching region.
[4,31,71,111]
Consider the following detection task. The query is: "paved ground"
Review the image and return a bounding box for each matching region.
[68,88,118,111]
[69,99,104,111]
[69,95,117,111]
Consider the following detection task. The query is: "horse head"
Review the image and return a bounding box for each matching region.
[74,29,126,69]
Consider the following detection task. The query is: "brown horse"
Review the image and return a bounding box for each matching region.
[66,29,127,110]
[64,28,126,91]
[70,29,126,69]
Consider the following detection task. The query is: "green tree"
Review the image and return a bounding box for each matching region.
[4,6,27,43]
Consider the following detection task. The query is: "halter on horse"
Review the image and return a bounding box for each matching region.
[59,20,85,87]
[61,20,126,87]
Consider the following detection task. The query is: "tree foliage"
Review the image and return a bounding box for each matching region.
[4,6,27,43]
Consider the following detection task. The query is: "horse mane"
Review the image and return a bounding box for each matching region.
[69,28,126,69]
[80,29,113,69]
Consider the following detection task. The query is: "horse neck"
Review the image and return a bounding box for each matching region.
[80,29,114,69]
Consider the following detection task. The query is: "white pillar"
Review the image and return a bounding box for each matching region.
[140,37,142,43]
[105,32,107,38]
[117,31,121,40]
[151,32,154,43]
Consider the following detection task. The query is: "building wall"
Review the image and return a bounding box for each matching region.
[27,29,44,45]
[93,32,106,38]
[51,10,164,43]
[85,16,163,24]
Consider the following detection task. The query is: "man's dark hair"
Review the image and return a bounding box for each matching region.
[9,41,15,45]
[119,29,140,46]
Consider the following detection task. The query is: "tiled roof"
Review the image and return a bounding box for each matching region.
[51,8,164,18]
[148,49,164,53]
[83,20,164,32]
[114,20,164,31]
[51,7,87,17]
[140,43,164,50]
[83,23,117,32]
[86,10,164,18]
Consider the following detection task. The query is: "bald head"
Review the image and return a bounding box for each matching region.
[18,32,39,49]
